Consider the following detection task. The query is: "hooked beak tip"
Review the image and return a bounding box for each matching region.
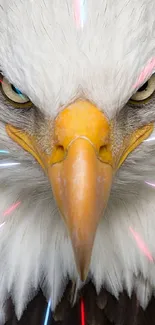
[72,241,93,282]
[77,259,89,282]
[79,268,89,282]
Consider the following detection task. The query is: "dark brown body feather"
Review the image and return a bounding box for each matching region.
[5,282,155,325]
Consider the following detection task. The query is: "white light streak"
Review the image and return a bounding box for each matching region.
[0,222,6,229]
[144,136,155,142]
[0,162,20,167]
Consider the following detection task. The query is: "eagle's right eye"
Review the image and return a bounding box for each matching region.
[129,74,155,104]
[0,76,31,107]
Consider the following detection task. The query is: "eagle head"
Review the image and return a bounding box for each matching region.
[0,0,155,322]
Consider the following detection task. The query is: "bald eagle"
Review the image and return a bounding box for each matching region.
[0,0,155,324]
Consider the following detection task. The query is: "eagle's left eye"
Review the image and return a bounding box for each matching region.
[1,77,30,105]
[130,74,155,103]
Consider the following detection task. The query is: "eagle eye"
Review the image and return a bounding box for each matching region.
[129,74,155,104]
[1,77,31,106]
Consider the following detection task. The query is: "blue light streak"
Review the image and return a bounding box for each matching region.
[0,150,9,154]
[80,0,86,28]
[43,299,52,325]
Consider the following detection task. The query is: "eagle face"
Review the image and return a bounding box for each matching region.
[0,0,155,322]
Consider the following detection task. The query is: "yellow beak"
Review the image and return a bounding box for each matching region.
[6,100,153,281]
[49,138,112,280]
[46,101,114,280]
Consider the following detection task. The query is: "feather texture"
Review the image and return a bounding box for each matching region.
[4,284,155,325]
[1,0,155,116]
[0,0,155,323]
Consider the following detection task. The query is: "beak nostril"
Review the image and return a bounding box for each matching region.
[56,145,65,156]
[56,145,64,152]
[99,145,108,155]
[51,145,66,164]
[99,145,112,164]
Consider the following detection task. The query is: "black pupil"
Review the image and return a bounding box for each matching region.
[138,81,148,92]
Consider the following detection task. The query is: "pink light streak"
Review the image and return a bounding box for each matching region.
[133,57,155,89]
[74,0,81,28]
[3,201,21,217]
[129,226,154,262]
[145,181,155,188]
[74,0,86,29]
[0,202,21,230]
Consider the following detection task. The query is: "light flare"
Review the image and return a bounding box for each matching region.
[0,150,9,154]
[129,226,154,262]
[43,299,52,325]
[0,222,6,229]
[0,162,20,167]
[145,181,155,188]
[80,299,86,325]
[133,57,155,89]
[3,201,21,217]
[74,0,86,29]
[0,202,21,229]
[144,136,155,142]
